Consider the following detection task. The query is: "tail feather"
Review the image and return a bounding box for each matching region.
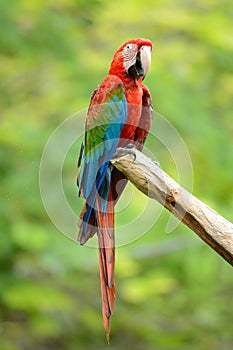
[78,177,118,342]
[78,203,97,244]
[99,247,115,330]
[96,190,115,342]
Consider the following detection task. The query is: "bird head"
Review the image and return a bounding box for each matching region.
[109,38,152,81]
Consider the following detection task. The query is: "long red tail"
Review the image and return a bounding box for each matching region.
[96,189,115,342]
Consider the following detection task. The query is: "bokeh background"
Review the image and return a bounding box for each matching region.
[0,0,233,349]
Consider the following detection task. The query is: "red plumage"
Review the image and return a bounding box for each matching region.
[77,38,153,341]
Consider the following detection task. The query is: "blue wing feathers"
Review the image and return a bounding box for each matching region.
[79,79,127,202]
[78,77,127,240]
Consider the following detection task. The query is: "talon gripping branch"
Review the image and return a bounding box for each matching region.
[77,38,153,341]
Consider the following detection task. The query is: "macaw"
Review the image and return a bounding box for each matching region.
[77,38,153,341]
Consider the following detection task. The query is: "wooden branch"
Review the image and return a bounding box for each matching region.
[111,150,233,266]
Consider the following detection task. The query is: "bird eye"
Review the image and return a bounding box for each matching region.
[126,45,130,49]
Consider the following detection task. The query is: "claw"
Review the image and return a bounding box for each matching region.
[124,143,136,150]
[112,144,136,161]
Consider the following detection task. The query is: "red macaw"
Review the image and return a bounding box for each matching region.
[77,38,153,341]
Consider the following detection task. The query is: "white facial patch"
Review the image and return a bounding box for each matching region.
[122,43,138,72]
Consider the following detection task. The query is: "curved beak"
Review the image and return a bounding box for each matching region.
[140,45,151,78]
[127,44,152,80]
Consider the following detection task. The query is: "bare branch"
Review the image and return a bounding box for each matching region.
[111,150,233,266]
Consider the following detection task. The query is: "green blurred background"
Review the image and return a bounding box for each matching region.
[0,0,233,349]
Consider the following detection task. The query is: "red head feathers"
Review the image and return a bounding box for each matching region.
[109,38,152,81]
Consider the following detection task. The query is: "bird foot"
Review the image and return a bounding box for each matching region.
[124,143,136,150]
[112,143,137,161]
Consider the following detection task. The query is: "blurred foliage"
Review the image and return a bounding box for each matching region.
[0,0,233,349]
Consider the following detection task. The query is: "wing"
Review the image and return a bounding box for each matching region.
[78,75,127,204]
[134,84,153,151]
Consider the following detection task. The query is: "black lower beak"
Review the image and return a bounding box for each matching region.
[128,51,144,80]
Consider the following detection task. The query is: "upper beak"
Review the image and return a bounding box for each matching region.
[140,45,151,78]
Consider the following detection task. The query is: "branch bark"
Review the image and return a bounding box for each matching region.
[111,150,233,266]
